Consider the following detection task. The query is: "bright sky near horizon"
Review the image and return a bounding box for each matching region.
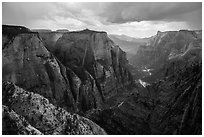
[2,2,202,38]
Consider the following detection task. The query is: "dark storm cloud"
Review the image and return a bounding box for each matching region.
[2,2,202,37]
[100,2,201,23]
[2,2,103,28]
[3,2,201,27]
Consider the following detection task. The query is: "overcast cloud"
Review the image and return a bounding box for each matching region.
[2,2,202,38]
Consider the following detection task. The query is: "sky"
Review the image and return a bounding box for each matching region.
[2,2,202,38]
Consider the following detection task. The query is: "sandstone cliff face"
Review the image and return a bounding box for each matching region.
[2,25,133,114]
[38,31,64,53]
[42,29,133,112]
[2,81,107,135]
[3,25,76,112]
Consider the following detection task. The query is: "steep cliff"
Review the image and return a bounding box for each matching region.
[3,25,76,112]
[38,31,64,53]
[41,29,133,112]
[149,62,202,134]
[2,25,133,115]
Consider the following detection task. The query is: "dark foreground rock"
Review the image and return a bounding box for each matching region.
[2,105,43,135]
[2,81,107,135]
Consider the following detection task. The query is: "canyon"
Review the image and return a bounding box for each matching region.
[2,25,202,135]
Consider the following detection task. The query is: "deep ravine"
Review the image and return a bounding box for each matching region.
[2,25,202,135]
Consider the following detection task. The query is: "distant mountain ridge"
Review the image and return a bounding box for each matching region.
[129,29,202,82]
[109,34,148,42]
[31,29,69,33]
[108,34,148,59]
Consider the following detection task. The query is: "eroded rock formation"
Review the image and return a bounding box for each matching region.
[40,28,133,113]
[2,81,107,135]
[3,25,76,112]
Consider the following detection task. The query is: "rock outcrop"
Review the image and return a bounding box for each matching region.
[2,81,107,135]
[2,105,43,135]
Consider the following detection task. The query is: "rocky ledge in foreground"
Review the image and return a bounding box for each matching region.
[2,81,107,135]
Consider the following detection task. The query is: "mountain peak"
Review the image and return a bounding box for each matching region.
[2,25,36,38]
[157,30,162,34]
[69,28,107,34]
